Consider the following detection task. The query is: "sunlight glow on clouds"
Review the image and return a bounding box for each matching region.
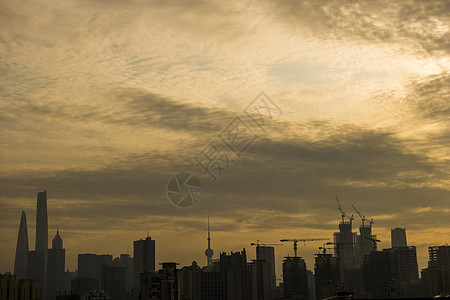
[0,0,448,273]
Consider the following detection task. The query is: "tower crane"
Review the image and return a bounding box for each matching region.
[280,238,330,257]
[352,204,374,229]
[318,242,334,254]
[364,236,380,252]
[250,240,282,257]
[336,195,354,225]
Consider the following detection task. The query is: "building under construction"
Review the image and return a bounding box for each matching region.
[282,256,308,300]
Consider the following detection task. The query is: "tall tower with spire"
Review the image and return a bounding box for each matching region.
[204,217,214,267]
[46,230,65,300]
[14,211,29,279]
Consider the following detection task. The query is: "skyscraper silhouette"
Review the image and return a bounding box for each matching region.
[36,190,48,252]
[256,246,276,299]
[14,211,29,280]
[28,190,49,295]
[333,219,356,270]
[282,256,308,299]
[219,250,248,300]
[46,230,65,300]
[391,228,407,248]
[133,236,155,299]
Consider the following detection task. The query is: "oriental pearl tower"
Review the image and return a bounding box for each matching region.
[205,217,214,267]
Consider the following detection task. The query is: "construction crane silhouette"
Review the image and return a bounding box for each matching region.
[280,238,330,257]
[336,195,354,224]
[352,204,374,228]
[318,242,334,254]
[364,236,381,252]
[250,240,282,257]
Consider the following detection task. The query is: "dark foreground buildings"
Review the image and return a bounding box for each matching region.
[9,192,450,299]
[421,245,450,297]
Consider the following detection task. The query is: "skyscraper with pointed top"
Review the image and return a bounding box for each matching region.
[46,229,65,300]
[205,217,214,267]
[14,211,29,280]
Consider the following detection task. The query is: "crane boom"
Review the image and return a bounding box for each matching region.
[352,204,374,229]
[336,195,354,224]
[251,240,282,257]
[336,195,345,222]
[280,238,330,257]
[352,204,366,226]
[250,240,283,247]
[364,236,381,252]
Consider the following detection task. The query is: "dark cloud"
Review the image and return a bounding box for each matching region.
[264,0,450,55]
[407,72,450,121]
[1,119,447,234]
[1,88,236,135]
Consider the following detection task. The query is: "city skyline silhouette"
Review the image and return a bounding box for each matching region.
[1,0,448,298]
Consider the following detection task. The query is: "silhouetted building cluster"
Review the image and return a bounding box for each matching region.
[10,191,66,300]
[421,245,450,297]
[5,191,450,299]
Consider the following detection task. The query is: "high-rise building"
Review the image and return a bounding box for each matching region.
[18,278,43,300]
[363,250,395,298]
[133,236,156,299]
[256,246,276,299]
[63,271,76,294]
[119,254,134,293]
[35,191,48,253]
[282,256,308,300]
[28,190,49,295]
[46,230,66,300]
[421,245,450,297]
[248,260,271,300]
[14,211,29,280]
[0,273,18,300]
[389,246,419,283]
[363,246,420,298]
[71,277,98,297]
[77,253,112,291]
[314,253,344,300]
[78,254,97,280]
[200,268,225,300]
[96,255,113,289]
[391,228,407,248]
[219,250,248,300]
[179,261,202,300]
[101,258,127,300]
[139,263,179,300]
[1,273,43,300]
[333,221,356,270]
[355,224,375,268]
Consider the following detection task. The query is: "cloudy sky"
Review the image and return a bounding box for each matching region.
[0,0,449,278]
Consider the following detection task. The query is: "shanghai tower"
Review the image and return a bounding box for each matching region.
[28,190,48,294]
[36,190,48,252]
[14,211,29,279]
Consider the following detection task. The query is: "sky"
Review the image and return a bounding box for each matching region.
[0,0,449,279]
